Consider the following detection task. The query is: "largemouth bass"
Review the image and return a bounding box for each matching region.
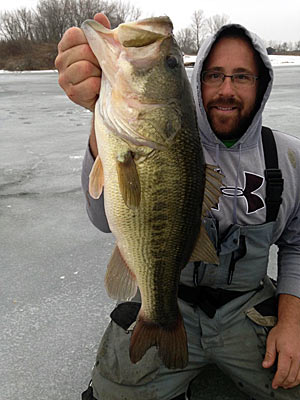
[81,16,222,369]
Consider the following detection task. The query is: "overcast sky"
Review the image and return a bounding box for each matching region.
[1,0,299,43]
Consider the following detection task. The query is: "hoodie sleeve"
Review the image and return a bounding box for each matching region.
[273,132,300,299]
[276,205,300,299]
[81,144,111,233]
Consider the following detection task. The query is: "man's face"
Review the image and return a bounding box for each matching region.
[201,37,259,139]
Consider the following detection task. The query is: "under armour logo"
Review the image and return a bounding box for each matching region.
[218,172,265,214]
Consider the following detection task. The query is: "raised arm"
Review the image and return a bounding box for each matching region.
[55,13,111,232]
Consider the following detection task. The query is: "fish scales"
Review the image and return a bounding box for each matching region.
[96,101,205,324]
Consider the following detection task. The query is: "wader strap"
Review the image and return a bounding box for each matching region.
[261,126,284,223]
[178,284,251,318]
[81,382,96,400]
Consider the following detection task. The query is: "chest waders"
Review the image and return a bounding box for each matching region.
[178,127,284,318]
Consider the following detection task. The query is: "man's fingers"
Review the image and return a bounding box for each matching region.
[58,27,87,53]
[272,352,292,389]
[94,13,111,28]
[56,43,99,71]
[55,12,110,109]
[57,13,110,54]
[262,350,276,368]
[262,333,277,368]
[282,360,300,389]
[64,76,101,110]
[59,60,100,87]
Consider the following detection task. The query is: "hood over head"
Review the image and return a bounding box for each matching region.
[191,24,273,150]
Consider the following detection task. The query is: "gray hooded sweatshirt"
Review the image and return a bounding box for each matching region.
[81,24,300,299]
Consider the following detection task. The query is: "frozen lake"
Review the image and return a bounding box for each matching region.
[0,65,300,400]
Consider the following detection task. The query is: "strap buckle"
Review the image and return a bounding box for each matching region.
[264,168,284,222]
[264,169,283,203]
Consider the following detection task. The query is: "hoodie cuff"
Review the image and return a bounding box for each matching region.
[81,145,111,233]
[276,276,300,299]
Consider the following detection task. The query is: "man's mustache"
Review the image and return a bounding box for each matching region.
[207,97,242,108]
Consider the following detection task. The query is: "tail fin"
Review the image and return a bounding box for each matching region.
[129,311,188,369]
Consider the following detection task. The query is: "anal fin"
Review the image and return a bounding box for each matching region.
[105,245,138,301]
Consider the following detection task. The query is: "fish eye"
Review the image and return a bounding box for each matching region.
[166,55,179,69]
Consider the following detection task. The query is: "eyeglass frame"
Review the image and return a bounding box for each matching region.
[201,70,260,88]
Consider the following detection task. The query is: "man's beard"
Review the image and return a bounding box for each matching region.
[206,97,255,140]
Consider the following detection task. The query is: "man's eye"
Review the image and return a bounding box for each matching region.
[235,74,250,81]
[208,72,222,79]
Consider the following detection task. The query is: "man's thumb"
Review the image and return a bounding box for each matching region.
[93,13,111,29]
[262,338,276,368]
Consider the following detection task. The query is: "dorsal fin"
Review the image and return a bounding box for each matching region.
[190,165,224,265]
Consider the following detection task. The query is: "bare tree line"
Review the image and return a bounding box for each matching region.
[0,3,232,51]
[267,39,300,53]
[175,11,231,54]
[174,10,300,54]
[0,0,141,43]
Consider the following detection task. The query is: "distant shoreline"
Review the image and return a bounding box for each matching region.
[1,55,300,74]
[184,54,300,68]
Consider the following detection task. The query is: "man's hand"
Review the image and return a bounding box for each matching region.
[55,13,110,111]
[263,294,300,389]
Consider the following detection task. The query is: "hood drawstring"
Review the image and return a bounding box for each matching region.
[215,142,220,168]
[233,143,242,224]
[214,141,242,225]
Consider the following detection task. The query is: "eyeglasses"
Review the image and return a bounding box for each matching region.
[202,71,259,88]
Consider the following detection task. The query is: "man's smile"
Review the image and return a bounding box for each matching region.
[212,106,238,113]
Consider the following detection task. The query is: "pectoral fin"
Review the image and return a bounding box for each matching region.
[116,151,141,210]
[105,245,138,301]
[89,155,104,199]
[190,164,224,265]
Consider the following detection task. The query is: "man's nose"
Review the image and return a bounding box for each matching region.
[218,76,236,95]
